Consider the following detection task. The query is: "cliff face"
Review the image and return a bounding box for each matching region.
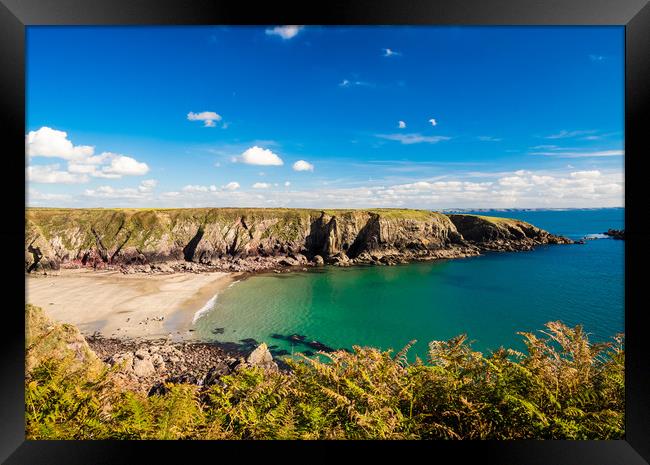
[448,214,573,251]
[25,208,571,273]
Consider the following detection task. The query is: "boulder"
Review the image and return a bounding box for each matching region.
[290,253,309,264]
[110,352,135,373]
[247,343,278,371]
[203,362,231,386]
[133,357,156,377]
[278,257,300,267]
[312,255,325,266]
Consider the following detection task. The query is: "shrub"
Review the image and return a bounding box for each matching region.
[25,305,624,440]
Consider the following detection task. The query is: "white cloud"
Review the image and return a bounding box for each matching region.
[187,111,222,128]
[83,179,159,200]
[545,129,596,139]
[589,54,606,61]
[62,167,621,209]
[238,146,284,166]
[293,160,314,172]
[84,186,142,199]
[28,188,73,203]
[223,181,240,191]
[26,127,94,160]
[26,127,150,183]
[183,184,210,193]
[428,118,438,127]
[531,149,623,158]
[478,136,502,142]
[339,79,372,88]
[284,181,291,187]
[27,164,88,184]
[265,25,303,39]
[102,154,149,176]
[376,133,451,144]
[383,48,401,57]
[138,179,158,193]
[252,182,271,189]
[398,121,406,129]
[570,170,602,179]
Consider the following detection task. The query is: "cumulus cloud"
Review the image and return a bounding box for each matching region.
[398,121,406,129]
[183,184,210,193]
[102,154,149,176]
[58,166,621,209]
[27,164,88,184]
[84,186,143,199]
[138,179,158,193]
[292,160,314,172]
[83,179,160,200]
[376,133,451,145]
[28,188,73,203]
[265,25,303,39]
[284,181,291,187]
[383,48,401,57]
[26,127,149,183]
[187,111,222,128]
[428,118,438,127]
[252,182,271,189]
[238,146,284,166]
[26,127,94,160]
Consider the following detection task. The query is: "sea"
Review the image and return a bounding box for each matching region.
[192,208,624,359]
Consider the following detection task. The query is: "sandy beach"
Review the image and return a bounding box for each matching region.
[26,269,239,340]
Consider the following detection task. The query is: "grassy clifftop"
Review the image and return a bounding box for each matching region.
[25,208,570,273]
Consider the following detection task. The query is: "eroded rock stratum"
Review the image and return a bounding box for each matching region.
[25,208,573,273]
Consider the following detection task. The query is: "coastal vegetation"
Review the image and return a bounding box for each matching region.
[26,304,624,440]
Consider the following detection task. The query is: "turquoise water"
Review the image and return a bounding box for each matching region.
[193,209,624,358]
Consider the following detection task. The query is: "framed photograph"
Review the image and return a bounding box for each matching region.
[3,0,649,462]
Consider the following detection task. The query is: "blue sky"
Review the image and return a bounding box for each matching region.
[26,26,624,208]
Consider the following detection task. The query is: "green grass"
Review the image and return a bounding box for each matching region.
[25,208,455,249]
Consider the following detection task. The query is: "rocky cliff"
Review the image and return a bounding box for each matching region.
[25,208,572,273]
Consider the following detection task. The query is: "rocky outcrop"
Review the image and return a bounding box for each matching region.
[603,229,625,240]
[27,304,282,396]
[246,343,278,371]
[447,214,573,252]
[25,208,572,273]
[88,335,280,395]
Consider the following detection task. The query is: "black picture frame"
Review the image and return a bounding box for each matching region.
[3,0,649,463]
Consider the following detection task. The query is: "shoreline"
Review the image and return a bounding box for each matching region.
[26,269,241,341]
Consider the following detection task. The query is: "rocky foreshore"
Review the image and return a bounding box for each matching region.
[603,229,625,240]
[26,208,574,275]
[87,335,281,395]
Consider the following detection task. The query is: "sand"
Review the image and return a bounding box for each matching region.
[26,269,239,340]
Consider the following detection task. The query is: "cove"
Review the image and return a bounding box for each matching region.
[192,209,624,359]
